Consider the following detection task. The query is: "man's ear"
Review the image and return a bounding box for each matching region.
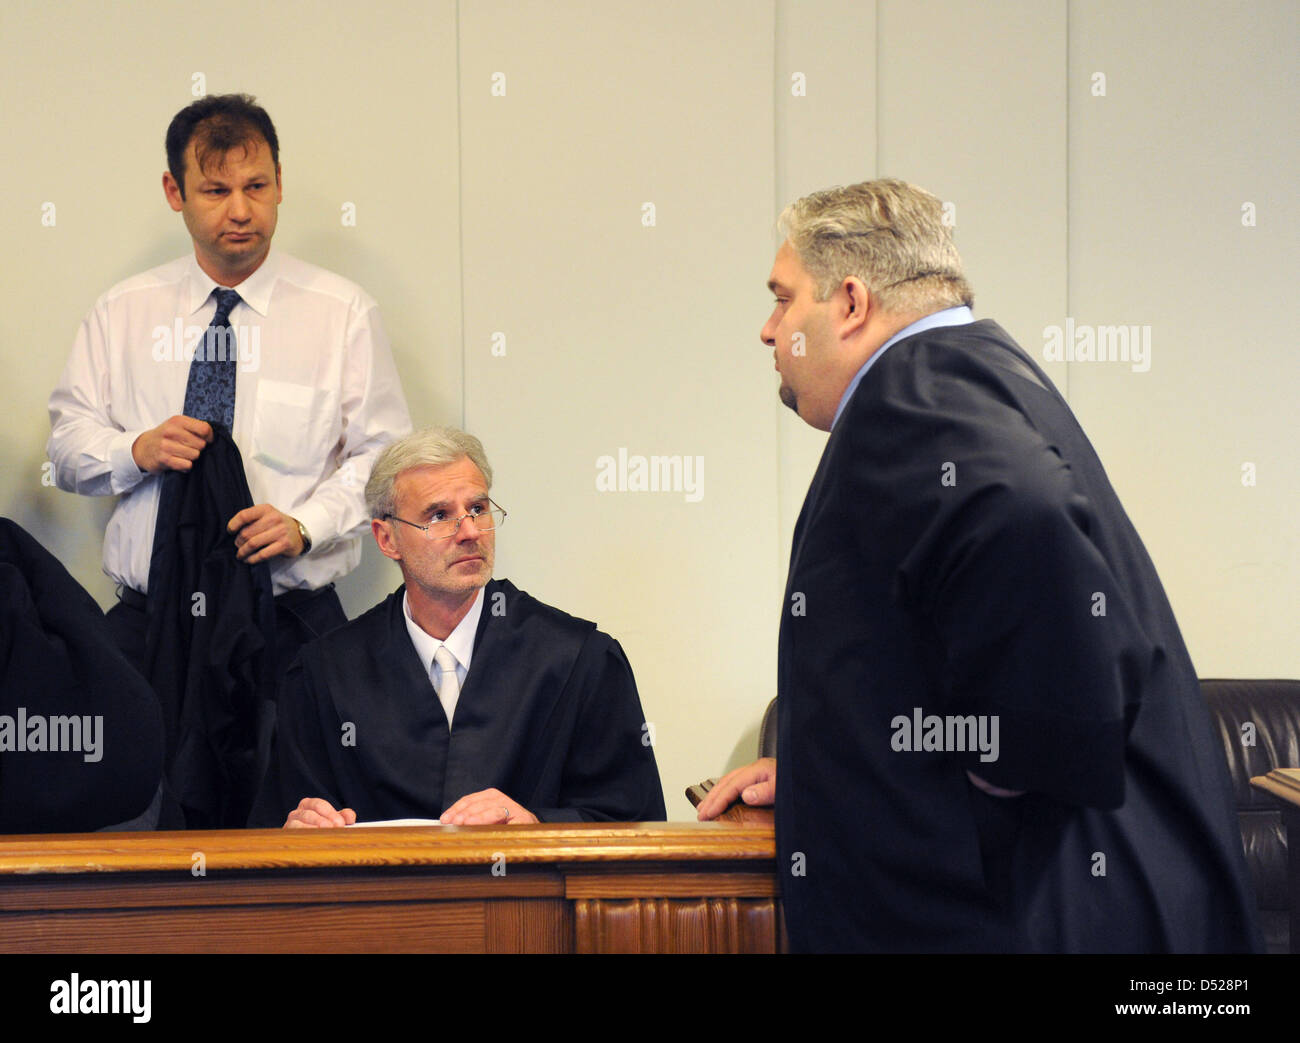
[372,518,402,561]
[275,163,283,203]
[838,276,872,339]
[162,171,184,213]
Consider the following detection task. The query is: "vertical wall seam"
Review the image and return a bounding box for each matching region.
[875,0,881,177]
[1063,0,1071,404]
[455,0,468,428]
[772,0,784,585]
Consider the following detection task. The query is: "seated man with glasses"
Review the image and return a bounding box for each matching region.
[252,426,666,827]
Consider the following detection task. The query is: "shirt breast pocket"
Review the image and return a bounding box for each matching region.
[250,380,340,476]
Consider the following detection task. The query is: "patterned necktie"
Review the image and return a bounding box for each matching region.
[432,646,460,729]
[182,288,242,430]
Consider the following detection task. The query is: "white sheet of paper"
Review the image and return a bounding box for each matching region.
[346,818,442,827]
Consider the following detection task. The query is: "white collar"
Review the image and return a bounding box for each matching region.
[183,248,279,317]
[401,585,485,680]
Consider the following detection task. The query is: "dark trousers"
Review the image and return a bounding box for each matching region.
[104,585,347,829]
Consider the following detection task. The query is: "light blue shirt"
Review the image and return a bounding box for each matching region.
[831,306,975,430]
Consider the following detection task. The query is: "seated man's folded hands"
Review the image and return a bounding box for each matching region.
[284,797,357,828]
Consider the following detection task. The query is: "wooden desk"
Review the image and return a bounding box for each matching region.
[0,822,782,953]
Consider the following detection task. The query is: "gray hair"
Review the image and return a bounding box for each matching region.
[778,178,974,315]
[365,426,494,519]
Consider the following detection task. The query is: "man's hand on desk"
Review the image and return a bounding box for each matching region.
[131,414,213,473]
[284,797,358,828]
[696,757,777,821]
[442,788,538,825]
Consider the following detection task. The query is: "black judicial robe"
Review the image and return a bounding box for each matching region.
[0,518,163,832]
[776,320,1261,953]
[145,426,278,829]
[252,578,665,825]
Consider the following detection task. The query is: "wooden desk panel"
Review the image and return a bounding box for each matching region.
[0,822,781,953]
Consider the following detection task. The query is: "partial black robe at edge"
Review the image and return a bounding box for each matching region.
[252,578,666,825]
[776,319,1262,953]
[0,519,163,832]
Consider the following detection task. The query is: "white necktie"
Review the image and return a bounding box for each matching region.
[432,646,461,729]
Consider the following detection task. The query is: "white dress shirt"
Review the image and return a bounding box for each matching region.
[47,250,412,595]
[402,587,485,729]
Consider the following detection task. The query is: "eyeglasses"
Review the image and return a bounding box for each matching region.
[384,500,507,540]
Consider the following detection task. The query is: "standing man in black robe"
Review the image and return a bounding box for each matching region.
[253,427,665,827]
[698,178,1260,953]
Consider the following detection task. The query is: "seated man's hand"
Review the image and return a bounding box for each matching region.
[284,797,357,828]
[442,788,538,825]
[228,504,305,563]
[131,415,213,473]
[696,757,777,821]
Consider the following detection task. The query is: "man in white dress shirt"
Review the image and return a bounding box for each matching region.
[47,94,411,823]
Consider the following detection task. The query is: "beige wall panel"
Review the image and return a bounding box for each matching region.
[878,0,1068,372]
[1068,0,1298,675]
[773,0,877,626]
[459,1,778,816]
